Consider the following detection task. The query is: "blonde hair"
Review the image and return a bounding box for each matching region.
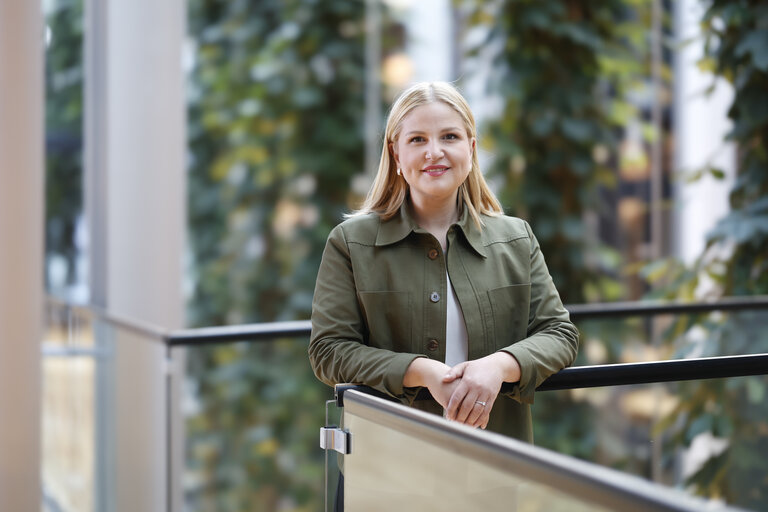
[353,81,502,229]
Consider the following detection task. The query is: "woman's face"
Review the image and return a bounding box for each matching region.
[391,101,475,210]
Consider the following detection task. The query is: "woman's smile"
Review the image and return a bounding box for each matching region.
[423,165,449,176]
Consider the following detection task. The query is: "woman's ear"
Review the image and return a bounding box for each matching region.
[389,142,400,166]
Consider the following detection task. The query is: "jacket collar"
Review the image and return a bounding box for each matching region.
[375,200,488,258]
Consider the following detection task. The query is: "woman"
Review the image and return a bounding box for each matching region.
[309,81,578,439]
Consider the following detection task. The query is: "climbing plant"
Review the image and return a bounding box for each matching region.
[185,1,393,510]
[647,1,768,509]
[463,0,657,466]
[44,0,84,295]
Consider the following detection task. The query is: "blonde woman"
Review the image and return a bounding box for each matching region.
[310,81,578,438]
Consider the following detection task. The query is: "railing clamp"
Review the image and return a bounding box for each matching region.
[320,426,352,455]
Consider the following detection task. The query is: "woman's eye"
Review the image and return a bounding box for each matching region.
[443,133,459,140]
[409,136,424,143]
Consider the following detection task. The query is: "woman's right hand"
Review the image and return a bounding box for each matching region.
[403,357,461,409]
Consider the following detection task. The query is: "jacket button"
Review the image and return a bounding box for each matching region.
[427,339,439,351]
[427,248,439,260]
[429,291,440,303]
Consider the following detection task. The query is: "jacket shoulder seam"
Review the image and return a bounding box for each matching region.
[481,216,530,246]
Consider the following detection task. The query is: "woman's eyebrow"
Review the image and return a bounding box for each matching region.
[403,126,463,136]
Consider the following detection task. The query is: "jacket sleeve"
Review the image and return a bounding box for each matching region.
[499,221,579,404]
[309,224,425,400]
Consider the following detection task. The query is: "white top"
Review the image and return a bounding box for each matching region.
[445,271,468,367]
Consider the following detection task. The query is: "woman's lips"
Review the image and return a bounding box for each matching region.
[423,166,448,176]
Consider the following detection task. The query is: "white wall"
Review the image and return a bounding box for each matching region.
[673,0,736,265]
[404,0,454,83]
[0,1,44,510]
[85,0,186,510]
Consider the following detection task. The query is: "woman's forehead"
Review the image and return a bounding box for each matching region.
[398,102,466,131]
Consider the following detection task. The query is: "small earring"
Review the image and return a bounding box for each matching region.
[397,168,401,176]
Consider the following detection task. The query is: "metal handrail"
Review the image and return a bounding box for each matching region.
[331,352,768,405]
[45,296,167,343]
[47,295,768,346]
[46,295,768,394]
[167,320,312,346]
[567,294,768,319]
[537,352,768,391]
[164,295,768,346]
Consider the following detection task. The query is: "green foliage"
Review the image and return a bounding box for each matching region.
[187,0,369,326]
[644,1,768,509]
[44,0,84,292]
[185,1,380,509]
[185,340,329,511]
[464,0,652,479]
[465,0,634,305]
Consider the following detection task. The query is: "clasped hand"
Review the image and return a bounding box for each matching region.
[404,352,520,430]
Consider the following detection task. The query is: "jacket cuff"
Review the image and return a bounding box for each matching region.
[386,353,427,399]
[499,346,536,405]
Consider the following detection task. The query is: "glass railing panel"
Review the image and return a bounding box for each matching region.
[341,390,723,512]
[533,374,768,511]
[42,300,169,512]
[106,320,169,512]
[534,308,768,511]
[344,411,606,512]
[42,303,99,512]
[183,337,328,512]
[323,398,343,512]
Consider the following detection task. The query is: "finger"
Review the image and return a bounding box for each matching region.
[466,398,488,426]
[445,383,469,421]
[443,362,468,382]
[466,405,483,427]
[455,392,481,424]
[471,397,495,429]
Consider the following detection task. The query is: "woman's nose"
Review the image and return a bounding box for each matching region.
[425,144,444,160]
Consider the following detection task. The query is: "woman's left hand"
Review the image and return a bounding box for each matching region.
[443,352,521,429]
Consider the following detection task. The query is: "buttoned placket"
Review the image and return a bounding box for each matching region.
[421,234,446,361]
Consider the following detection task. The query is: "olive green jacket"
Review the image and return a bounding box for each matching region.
[309,202,578,442]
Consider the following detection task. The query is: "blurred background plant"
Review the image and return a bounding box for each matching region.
[463,0,651,464]
[44,0,84,298]
[643,0,768,507]
[184,1,382,509]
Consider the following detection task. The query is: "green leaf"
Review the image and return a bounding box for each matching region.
[561,118,593,142]
[734,30,768,71]
[746,377,765,404]
[686,414,714,444]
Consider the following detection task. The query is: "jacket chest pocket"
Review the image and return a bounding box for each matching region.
[488,284,530,349]
[358,291,413,352]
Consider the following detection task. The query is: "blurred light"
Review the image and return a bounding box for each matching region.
[592,144,609,165]
[619,123,649,181]
[273,200,302,239]
[620,388,678,418]
[382,53,413,89]
[584,338,608,364]
[511,154,526,175]
[618,198,646,227]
